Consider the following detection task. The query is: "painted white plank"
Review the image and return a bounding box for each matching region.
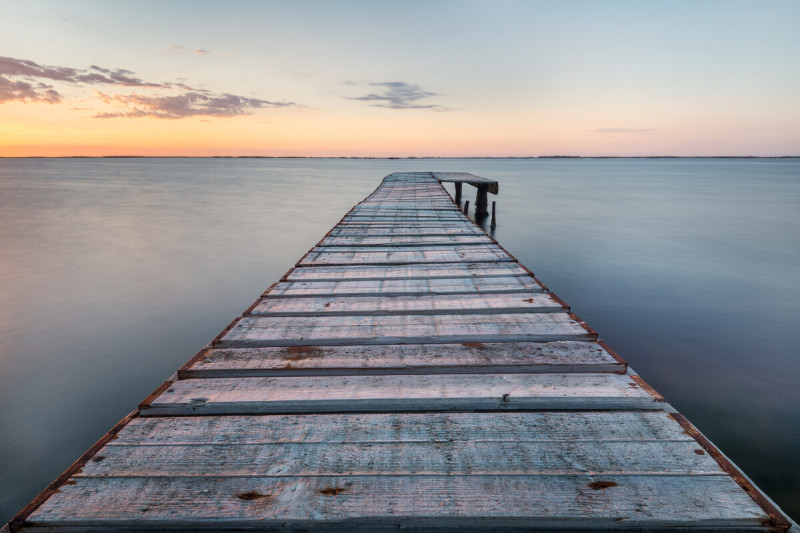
[183,341,623,377]
[110,411,696,446]
[142,373,660,415]
[26,475,768,530]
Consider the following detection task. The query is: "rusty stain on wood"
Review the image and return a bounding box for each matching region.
[588,481,618,490]
[236,491,271,501]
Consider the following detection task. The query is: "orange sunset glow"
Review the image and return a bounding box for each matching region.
[2,1,798,157]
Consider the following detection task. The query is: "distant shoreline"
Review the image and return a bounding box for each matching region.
[2,155,798,160]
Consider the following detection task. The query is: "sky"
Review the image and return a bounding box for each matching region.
[1,0,798,157]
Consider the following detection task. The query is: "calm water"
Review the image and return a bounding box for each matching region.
[1,158,798,523]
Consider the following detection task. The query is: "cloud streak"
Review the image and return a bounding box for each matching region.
[592,127,655,134]
[0,55,295,118]
[350,82,445,110]
[0,76,61,103]
[0,57,163,104]
[95,91,293,119]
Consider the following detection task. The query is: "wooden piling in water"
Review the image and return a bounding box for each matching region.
[475,183,489,218]
[6,171,795,532]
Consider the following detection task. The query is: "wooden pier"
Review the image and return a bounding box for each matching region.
[6,172,796,532]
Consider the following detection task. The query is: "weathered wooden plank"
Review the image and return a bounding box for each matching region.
[26,475,768,530]
[346,213,461,218]
[332,224,479,231]
[304,244,501,254]
[352,204,457,210]
[343,217,467,223]
[270,277,541,297]
[328,227,484,236]
[334,222,473,230]
[335,219,470,225]
[357,196,451,200]
[108,411,695,446]
[183,341,624,377]
[348,208,460,213]
[433,171,500,195]
[319,235,493,246]
[251,292,562,316]
[141,373,660,415]
[284,263,529,281]
[349,208,460,214]
[81,440,721,477]
[367,190,443,193]
[358,197,452,202]
[300,247,511,266]
[220,312,591,346]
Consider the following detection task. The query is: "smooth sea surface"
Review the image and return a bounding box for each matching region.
[1,157,798,523]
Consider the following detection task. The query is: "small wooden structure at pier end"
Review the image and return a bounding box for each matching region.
[5,172,797,532]
[432,172,498,218]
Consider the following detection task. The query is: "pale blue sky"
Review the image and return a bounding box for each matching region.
[1,0,798,155]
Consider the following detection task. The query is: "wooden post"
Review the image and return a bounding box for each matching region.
[463,200,469,215]
[475,184,488,218]
[491,201,496,228]
[454,182,462,205]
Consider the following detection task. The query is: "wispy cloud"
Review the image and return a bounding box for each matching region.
[95,91,293,119]
[163,46,211,56]
[591,127,655,134]
[0,57,164,104]
[350,82,445,110]
[0,75,61,103]
[0,55,295,118]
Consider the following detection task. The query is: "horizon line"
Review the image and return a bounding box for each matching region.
[2,155,799,160]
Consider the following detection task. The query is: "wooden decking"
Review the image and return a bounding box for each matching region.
[6,172,796,532]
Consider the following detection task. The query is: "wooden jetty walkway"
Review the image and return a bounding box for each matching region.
[6,172,796,532]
